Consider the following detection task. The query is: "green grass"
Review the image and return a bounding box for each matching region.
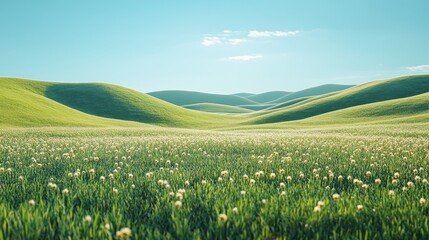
[183,103,253,114]
[268,84,354,104]
[250,75,429,124]
[0,78,238,129]
[148,90,257,106]
[0,125,428,239]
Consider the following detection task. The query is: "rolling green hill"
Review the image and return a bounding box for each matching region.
[183,103,253,114]
[268,93,429,127]
[148,90,257,106]
[249,75,429,124]
[232,93,255,98]
[237,104,275,111]
[269,84,354,104]
[0,78,143,128]
[245,91,291,103]
[0,78,238,129]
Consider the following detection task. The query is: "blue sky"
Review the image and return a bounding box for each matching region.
[1,0,428,93]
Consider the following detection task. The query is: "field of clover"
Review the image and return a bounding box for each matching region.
[0,126,428,239]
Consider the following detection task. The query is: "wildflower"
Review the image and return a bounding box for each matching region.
[176,193,183,200]
[392,179,398,185]
[89,169,95,175]
[62,188,69,195]
[423,179,428,185]
[232,207,238,214]
[407,181,415,188]
[287,176,292,182]
[375,179,381,185]
[116,227,132,239]
[185,180,190,186]
[281,191,286,196]
[202,180,207,185]
[270,173,276,179]
[338,175,343,181]
[389,190,395,196]
[243,174,249,180]
[314,206,321,213]
[169,192,175,197]
[158,180,164,186]
[218,177,223,183]
[262,199,266,204]
[175,201,182,208]
[250,179,255,185]
[366,171,372,177]
[280,182,285,188]
[113,188,118,194]
[415,176,421,182]
[394,172,400,178]
[357,205,364,211]
[28,200,35,206]
[221,170,229,176]
[18,176,24,181]
[317,201,324,207]
[218,213,228,222]
[84,215,92,224]
[240,190,246,196]
[332,193,340,201]
[128,173,133,179]
[420,198,426,205]
[362,184,368,189]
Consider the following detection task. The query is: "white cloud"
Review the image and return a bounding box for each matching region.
[228,38,247,45]
[407,64,429,72]
[227,55,263,61]
[248,30,299,38]
[202,36,221,46]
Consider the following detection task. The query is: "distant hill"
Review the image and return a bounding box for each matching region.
[183,103,253,114]
[250,75,429,124]
[232,93,255,98]
[269,84,354,104]
[148,90,257,106]
[245,91,291,103]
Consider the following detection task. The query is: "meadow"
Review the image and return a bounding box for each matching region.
[1,124,428,239]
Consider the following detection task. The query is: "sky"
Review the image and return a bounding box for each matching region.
[1,0,429,94]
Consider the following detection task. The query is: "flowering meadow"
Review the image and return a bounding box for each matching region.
[0,125,428,239]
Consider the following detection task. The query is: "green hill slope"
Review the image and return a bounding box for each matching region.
[45,83,237,128]
[0,78,143,127]
[238,104,275,111]
[0,78,237,129]
[148,90,257,106]
[277,93,429,126]
[250,75,429,124]
[183,103,253,114]
[269,84,354,104]
[246,91,291,103]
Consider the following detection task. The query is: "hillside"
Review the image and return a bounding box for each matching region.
[245,91,290,103]
[249,75,429,124]
[269,84,354,104]
[0,78,143,127]
[0,78,237,129]
[183,103,253,114]
[148,90,257,106]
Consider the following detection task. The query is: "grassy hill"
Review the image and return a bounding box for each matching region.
[267,93,429,127]
[269,84,354,104]
[232,93,255,98]
[183,103,253,114]
[249,75,429,124]
[148,90,257,106]
[245,91,290,103]
[0,78,144,128]
[237,104,275,111]
[0,78,238,129]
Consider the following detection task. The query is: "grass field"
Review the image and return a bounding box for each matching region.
[0,124,429,239]
[0,75,428,239]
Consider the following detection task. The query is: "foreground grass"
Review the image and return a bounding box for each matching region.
[0,125,428,239]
